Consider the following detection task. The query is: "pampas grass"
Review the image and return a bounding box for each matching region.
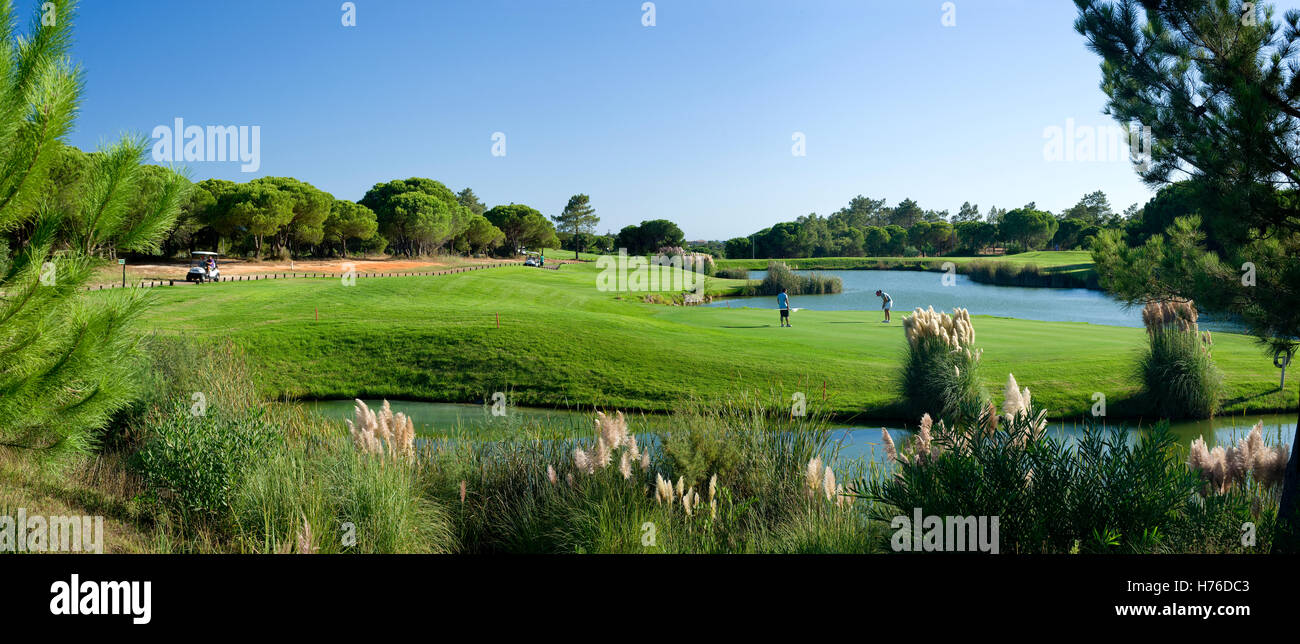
[1138,300,1223,419]
[898,307,987,422]
[1187,422,1291,494]
[346,399,415,461]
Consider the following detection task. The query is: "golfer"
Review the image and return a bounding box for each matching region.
[875,289,892,323]
[777,288,791,327]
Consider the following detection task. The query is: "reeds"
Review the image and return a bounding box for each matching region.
[346,399,415,461]
[1187,421,1291,494]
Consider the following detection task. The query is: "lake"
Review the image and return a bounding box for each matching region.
[706,269,1242,331]
[307,399,1294,465]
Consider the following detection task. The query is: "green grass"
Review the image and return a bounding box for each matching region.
[124,261,1293,421]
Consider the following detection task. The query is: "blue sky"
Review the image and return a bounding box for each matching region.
[33,0,1300,239]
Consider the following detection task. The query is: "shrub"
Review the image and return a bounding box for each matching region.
[859,379,1266,553]
[1138,300,1223,418]
[132,402,282,525]
[898,307,987,422]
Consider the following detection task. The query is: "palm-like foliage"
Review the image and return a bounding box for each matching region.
[0,0,187,467]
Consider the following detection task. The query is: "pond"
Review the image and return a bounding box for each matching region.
[706,270,1242,332]
[306,399,1294,465]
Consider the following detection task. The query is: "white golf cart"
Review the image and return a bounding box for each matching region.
[186,251,220,283]
[523,251,544,267]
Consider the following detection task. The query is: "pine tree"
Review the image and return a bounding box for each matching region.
[1076,0,1300,550]
[0,0,186,468]
[551,194,599,258]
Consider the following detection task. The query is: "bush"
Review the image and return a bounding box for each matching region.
[858,396,1265,553]
[716,267,750,280]
[132,402,282,525]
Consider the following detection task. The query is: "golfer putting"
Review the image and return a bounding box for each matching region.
[777,288,791,327]
[875,289,892,322]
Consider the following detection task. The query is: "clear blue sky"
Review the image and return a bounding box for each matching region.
[33,0,1300,240]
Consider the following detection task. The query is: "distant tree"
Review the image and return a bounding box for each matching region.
[256,177,332,254]
[833,227,866,256]
[1060,190,1113,224]
[360,178,470,256]
[551,194,600,258]
[883,224,909,255]
[862,226,889,256]
[218,182,294,258]
[889,198,925,228]
[485,204,557,254]
[617,219,685,254]
[953,202,982,223]
[833,194,889,228]
[999,207,1058,250]
[1051,218,1090,249]
[724,237,752,259]
[456,187,486,215]
[456,213,505,255]
[323,200,378,257]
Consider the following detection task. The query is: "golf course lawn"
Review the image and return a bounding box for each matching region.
[127,260,1294,421]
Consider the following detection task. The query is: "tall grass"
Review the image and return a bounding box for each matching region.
[857,387,1272,553]
[898,307,988,422]
[1138,300,1223,419]
[738,261,842,296]
[715,267,750,281]
[233,435,453,553]
[419,396,881,553]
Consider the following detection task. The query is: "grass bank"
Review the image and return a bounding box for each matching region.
[121,261,1293,421]
[716,251,1097,289]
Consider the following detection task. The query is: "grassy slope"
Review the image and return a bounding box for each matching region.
[127,262,1293,421]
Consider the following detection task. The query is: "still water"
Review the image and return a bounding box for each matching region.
[705,270,1241,331]
[307,400,1293,464]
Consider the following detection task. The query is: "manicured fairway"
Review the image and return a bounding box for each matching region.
[127,261,1294,421]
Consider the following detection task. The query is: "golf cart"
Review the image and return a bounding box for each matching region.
[186,251,220,283]
[523,251,544,267]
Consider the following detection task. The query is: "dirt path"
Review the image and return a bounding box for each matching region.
[89,256,521,286]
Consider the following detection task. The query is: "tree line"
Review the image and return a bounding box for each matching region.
[718,190,1148,259]
[0,143,589,261]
